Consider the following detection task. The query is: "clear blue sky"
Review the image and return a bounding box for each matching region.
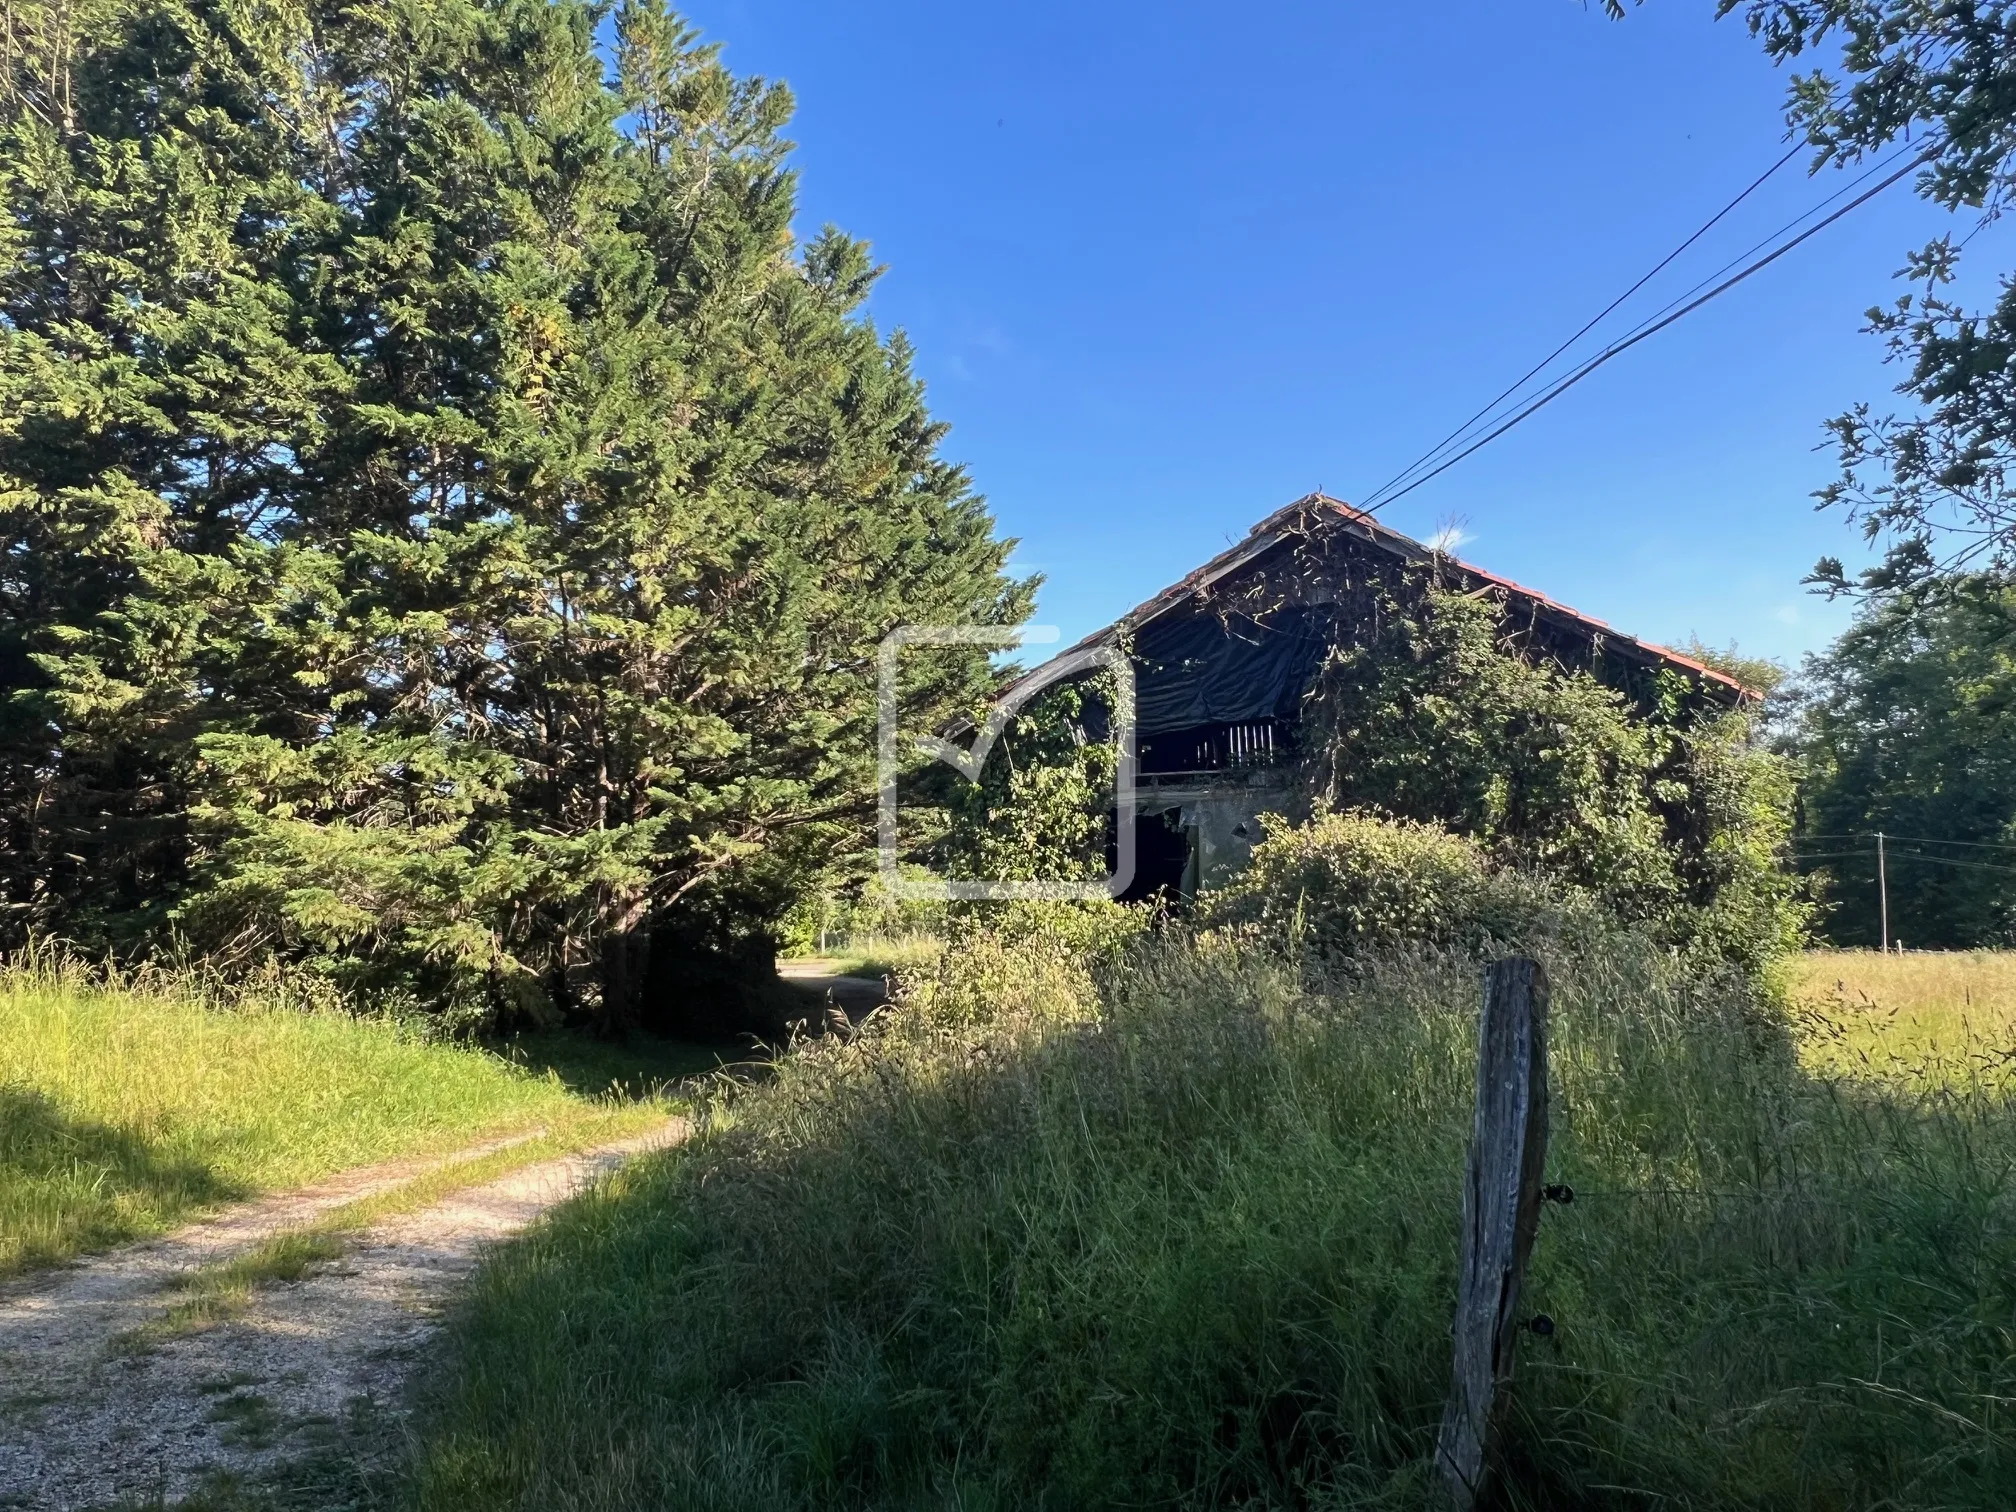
[685,0,2001,668]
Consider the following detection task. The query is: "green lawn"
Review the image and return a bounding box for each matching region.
[781,932,946,983]
[0,962,668,1277]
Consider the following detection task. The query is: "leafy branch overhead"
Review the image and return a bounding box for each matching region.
[1614,1,2016,592]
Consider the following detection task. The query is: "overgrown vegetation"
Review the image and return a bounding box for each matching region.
[876,577,1803,977]
[407,907,2015,1510]
[1303,583,1804,968]
[0,954,652,1275]
[1792,577,2016,947]
[1196,808,1561,962]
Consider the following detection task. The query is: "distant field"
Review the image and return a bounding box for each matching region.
[1781,948,2016,1076]
[783,932,946,983]
[0,963,653,1276]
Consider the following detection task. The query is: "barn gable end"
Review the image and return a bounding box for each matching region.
[1004,495,1752,900]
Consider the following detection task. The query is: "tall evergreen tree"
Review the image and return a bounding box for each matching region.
[0,0,1027,1026]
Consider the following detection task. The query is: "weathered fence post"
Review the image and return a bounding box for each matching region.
[1436,957,1551,1511]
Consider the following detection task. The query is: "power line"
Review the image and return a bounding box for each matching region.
[1564,139,1925,360]
[1794,848,2016,878]
[1897,851,2016,877]
[1362,139,1926,513]
[1358,143,1804,511]
[1358,142,1935,518]
[1792,832,2016,852]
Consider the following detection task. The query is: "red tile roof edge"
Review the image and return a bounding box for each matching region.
[1007,493,1757,702]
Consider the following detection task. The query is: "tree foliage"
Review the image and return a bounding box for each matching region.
[1793,575,2016,946]
[0,0,1027,1027]
[894,667,1148,953]
[1303,585,1805,966]
[1617,0,2016,592]
[1599,2,2016,945]
[933,672,1121,890]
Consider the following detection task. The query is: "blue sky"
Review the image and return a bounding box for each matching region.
[685,0,2001,668]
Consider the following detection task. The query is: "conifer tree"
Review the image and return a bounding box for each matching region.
[0,0,1027,1026]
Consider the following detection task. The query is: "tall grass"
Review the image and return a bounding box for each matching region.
[0,953,616,1275]
[409,930,2016,1510]
[1782,947,2016,1075]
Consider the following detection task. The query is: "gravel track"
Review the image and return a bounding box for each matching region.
[0,1121,686,1510]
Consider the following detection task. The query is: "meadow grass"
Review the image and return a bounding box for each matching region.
[0,956,652,1276]
[1781,947,2016,1076]
[406,932,2016,1511]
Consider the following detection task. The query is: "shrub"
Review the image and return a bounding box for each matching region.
[1195,808,1558,960]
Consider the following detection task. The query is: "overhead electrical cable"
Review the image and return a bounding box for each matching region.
[1357,146,1934,518]
[1356,142,1804,511]
[1790,842,2016,854]
[1794,849,2016,878]
[1363,138,1927,511]
[1358,140,1936,517]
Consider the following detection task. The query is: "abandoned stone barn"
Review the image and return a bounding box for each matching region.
[1009,494,1752,901]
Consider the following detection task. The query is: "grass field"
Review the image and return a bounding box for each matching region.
[406,936,2016,1511]
[0,959,671,1277]
[1782,947,2016,1075]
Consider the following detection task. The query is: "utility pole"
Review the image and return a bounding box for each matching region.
[1877,831,1889,954]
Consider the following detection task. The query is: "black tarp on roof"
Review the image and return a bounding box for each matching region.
[1132,606,1332,735]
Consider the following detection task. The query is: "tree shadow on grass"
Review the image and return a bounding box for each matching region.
[490,1031,753,1103]
[412,943,2016,1512]
[0,1084,247,1275]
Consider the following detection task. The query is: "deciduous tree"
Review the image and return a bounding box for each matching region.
[1792,576,2016,946]
[1617,0,2016,592]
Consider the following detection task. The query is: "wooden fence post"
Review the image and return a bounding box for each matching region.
[1436,957,1551,1511]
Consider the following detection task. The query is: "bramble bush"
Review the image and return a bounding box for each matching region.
[1194,808,1561,962]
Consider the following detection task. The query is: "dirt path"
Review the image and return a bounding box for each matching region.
[0,1121,686,1510]
[776,958,892,1016]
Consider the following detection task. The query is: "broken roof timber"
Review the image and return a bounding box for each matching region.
[1006,493,1755,703]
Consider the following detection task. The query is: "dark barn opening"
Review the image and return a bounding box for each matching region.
[1116,808,1191,904]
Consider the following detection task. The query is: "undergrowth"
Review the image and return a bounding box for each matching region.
[408,927,2016,1510]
